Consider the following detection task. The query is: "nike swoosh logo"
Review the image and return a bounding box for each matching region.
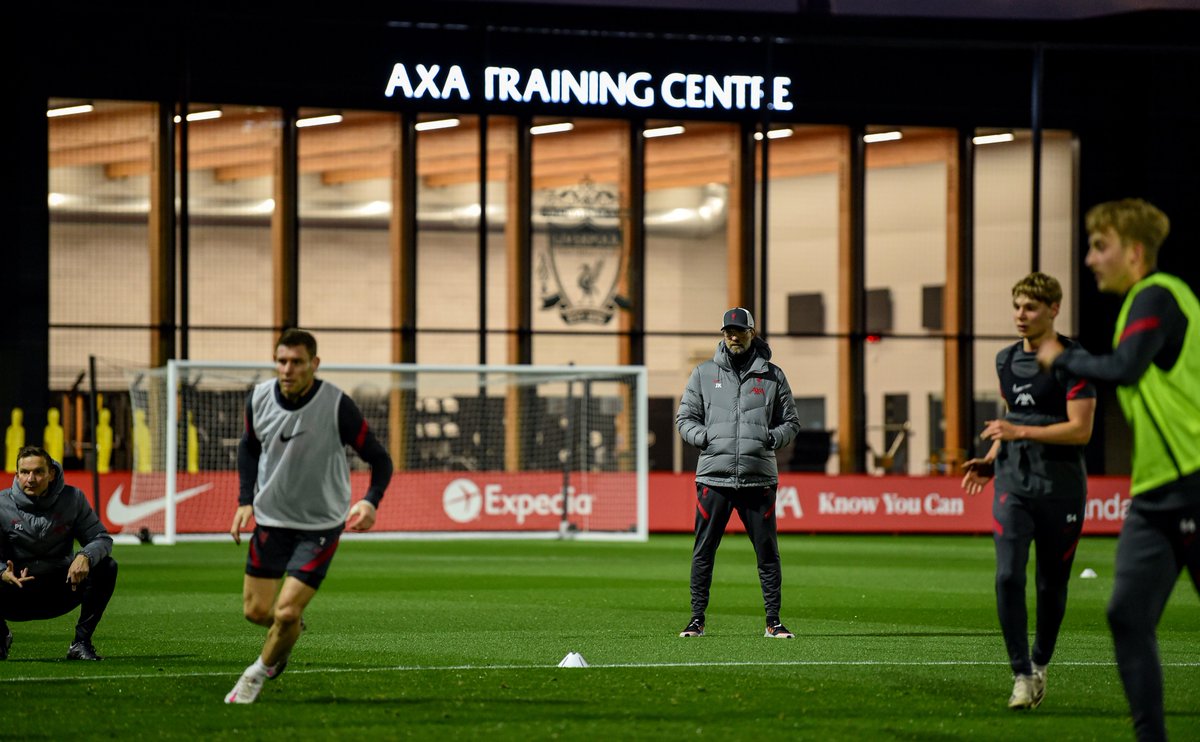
[105,483,214,525]
[280,431,305,442]
[1013,383,1033,393]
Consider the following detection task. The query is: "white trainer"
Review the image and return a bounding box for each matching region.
[224,668,266,704]
[1008,673,1039,710]
[1031,664,1047,708]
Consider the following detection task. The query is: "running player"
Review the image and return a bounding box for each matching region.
[1039,198,1200,741]
[224,328,393,704]
[962,271,1096,710]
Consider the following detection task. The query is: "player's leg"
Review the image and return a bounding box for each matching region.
[0,577,65,659]
[0,579,48,660]
[241,526,289,627]
[227,525,296,703]
[242,575,280,627]
[262,524,343,676]
[993,492,1035,677]
[736,486,790,637]
[686,483,733,632]
[261,576,317,667]
[2,564,114,660]
[68,556,119,660]
[1029,496,1084,670]
[1107,500,1179,741]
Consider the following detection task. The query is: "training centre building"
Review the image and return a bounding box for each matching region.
[4,1,1200,538]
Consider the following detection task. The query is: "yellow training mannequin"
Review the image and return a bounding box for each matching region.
[5,408,25,473]
[133,408,152,473]
[96,407,114,473]
[43,407,65,464]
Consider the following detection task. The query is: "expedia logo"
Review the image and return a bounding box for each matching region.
[443,478,485,523]
[441,478,594,525]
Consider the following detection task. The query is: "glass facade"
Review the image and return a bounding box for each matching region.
[45,99,1079,475]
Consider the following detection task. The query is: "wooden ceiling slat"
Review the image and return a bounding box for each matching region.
[53,106,1016,192]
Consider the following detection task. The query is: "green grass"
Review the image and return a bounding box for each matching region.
[3,534,1198,740]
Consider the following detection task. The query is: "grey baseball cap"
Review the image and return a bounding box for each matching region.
[721,307,755,331]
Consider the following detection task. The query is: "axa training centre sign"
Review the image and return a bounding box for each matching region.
[384,62,793,113]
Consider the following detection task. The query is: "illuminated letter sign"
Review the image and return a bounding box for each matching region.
[385,62,793,113]
[384,63,471,101]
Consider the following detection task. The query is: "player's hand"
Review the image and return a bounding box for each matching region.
[980,418,1021,442]
[230,505,255,544]
[1,560,33,588]
[66,553,91,591]
[346,500,377,532]
[960,458,995,496]
[1036,336,1065,372]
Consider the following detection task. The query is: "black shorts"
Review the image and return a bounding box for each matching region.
[245,524,344,589]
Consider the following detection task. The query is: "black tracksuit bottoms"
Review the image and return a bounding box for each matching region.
[0,556,118,644]
[688,482,782,621]
[992,491,1084,676]
[1107,494,1200,742]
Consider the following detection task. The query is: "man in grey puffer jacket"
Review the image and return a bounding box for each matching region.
[0,446,117,661]
[676,307,801,639]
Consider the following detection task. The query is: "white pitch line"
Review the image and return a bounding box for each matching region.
[3,658,1200,684]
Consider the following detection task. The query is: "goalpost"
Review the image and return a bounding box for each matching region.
[124,360,648,543]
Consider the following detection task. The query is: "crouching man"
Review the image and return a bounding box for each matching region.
[0,445,117,661]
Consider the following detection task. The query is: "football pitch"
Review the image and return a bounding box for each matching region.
[3,534,1198,741]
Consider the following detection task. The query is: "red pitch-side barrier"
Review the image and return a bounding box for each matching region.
[65,471,1131,538]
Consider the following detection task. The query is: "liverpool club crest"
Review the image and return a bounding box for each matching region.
[539,178,630,324]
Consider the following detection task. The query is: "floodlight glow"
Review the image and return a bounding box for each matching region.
[863,131,902,143]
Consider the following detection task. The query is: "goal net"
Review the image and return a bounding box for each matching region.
[124,361,648,543]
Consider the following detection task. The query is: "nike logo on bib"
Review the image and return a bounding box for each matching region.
[280,430,305,442]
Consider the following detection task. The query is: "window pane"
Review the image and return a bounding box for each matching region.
[645,121,738,340]
[294,108,395,363]
[416,114,484,364]
[531,118,630,366]
[49,99,158,387]
[185,103,280,361]
[972,128,1078,453]
[864,127,952,474]
[764,125,845,472]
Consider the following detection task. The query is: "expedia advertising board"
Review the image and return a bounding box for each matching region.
[71,471,1131,537]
